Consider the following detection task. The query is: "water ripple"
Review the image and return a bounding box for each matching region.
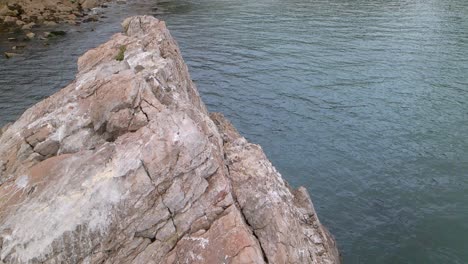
[1,0,468,263]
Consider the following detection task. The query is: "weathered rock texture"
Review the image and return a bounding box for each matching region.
[0,16,340,264]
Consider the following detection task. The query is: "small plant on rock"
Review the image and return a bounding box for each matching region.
[115,45,127,61]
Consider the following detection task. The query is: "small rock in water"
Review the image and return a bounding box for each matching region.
[43,31,67,38]
[50,30,66,36]
[12,45,26,50]
[4,52,19,59]
[82,15,99,23]
[26,32,35,39]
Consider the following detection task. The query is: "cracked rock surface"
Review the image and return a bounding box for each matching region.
[0,16,340,264]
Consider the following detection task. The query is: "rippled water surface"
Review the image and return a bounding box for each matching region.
[1,0,468,262]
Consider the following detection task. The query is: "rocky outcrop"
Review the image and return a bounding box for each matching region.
[0,0,110,27]
[0,16,340,263]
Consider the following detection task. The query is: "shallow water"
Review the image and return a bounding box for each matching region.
[1,0,468,262]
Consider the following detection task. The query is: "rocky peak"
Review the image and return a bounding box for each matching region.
[0,16,340,263]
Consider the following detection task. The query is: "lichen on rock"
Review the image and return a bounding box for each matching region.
[0,16,340,263]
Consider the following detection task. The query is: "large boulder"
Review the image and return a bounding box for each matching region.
[0,16,340,263]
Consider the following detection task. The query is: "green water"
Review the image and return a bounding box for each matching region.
[1,0,468,262]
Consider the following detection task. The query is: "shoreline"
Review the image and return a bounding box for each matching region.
[0,0,114,26]
[0,0,119,57]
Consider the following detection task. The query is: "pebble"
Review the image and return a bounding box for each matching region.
[26,32,35,40]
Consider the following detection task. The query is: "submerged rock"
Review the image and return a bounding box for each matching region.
[4,51,18,58]
[25,31,34,39]
[48,30,67,37]
[0,16,340,263]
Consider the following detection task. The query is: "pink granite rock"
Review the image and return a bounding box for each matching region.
[0,16,340,264]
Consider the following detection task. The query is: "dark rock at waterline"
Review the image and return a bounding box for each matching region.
[4,51,19,58]
[43,30,66,38]
[82,15,99,23]
[12,44,25,50]
[49,30,66,36]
